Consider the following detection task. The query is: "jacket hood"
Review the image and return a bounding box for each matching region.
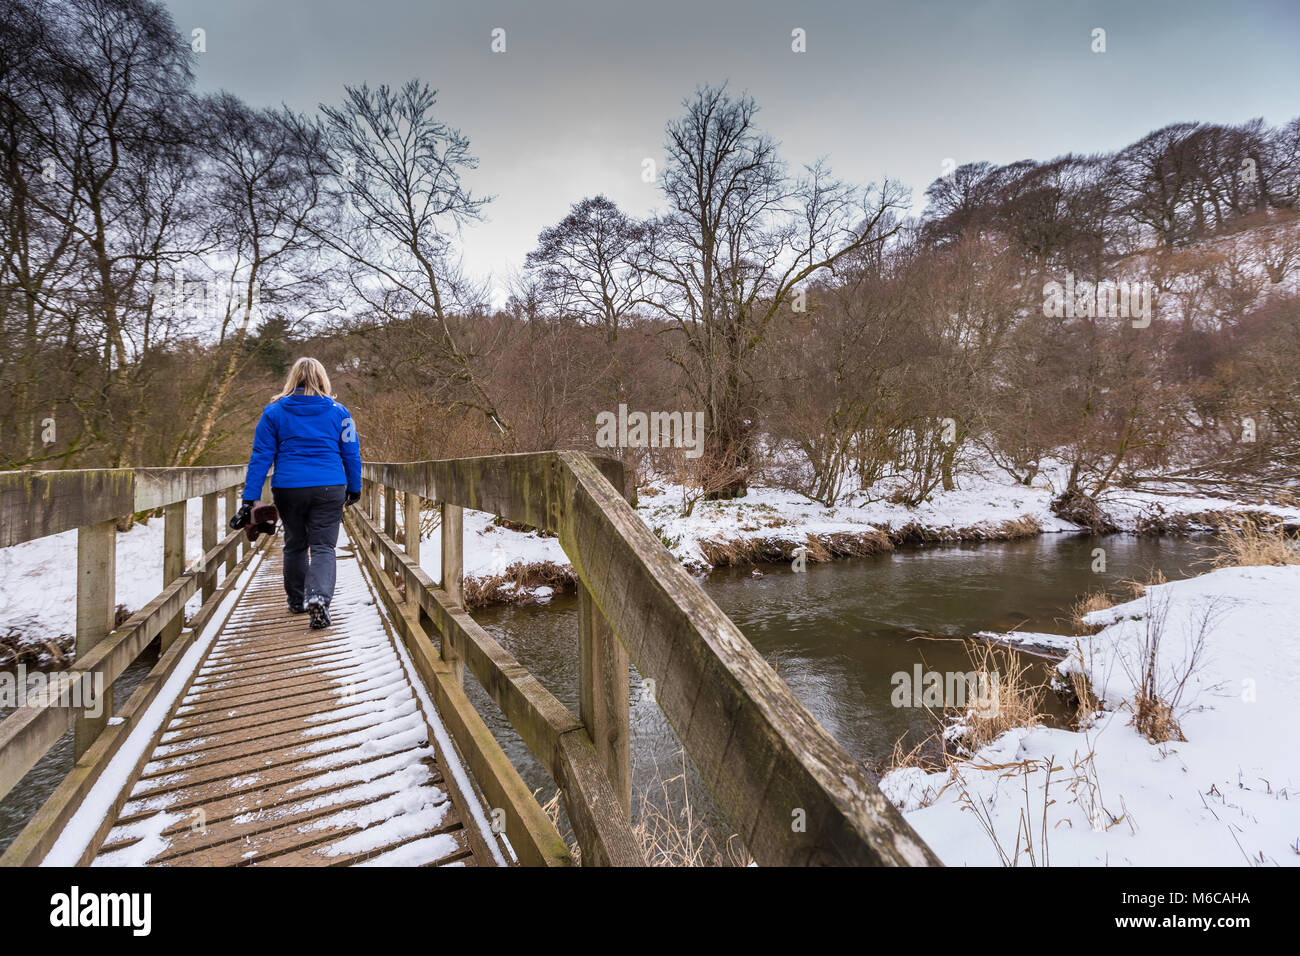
[278,394,337,417]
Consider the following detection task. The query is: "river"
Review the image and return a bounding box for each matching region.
[464,533,1211,855]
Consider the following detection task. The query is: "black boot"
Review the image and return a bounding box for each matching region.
[308,601,331,630]
[288,598,305,614]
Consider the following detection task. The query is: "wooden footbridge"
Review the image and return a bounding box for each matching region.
[0,453,939,867]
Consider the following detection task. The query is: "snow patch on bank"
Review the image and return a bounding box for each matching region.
[409,464,1297,603]
[881,564,1300,866]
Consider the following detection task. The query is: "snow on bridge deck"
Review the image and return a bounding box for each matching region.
[72,532,499,867]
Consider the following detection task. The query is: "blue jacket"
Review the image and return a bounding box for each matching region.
[242,392,362,501]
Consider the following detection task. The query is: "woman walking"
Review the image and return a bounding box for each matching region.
[232,357,363,630]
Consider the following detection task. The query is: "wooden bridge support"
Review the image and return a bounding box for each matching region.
[201,493,218,603]
[578,584,631,813]
[160,500,186,651]
[74,519,116,758]
[384,484,397,579]
[439,502,464,684]
[403,491,421,566]
[224,488,238,571]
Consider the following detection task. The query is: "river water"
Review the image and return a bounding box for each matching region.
[0,532,1210,858]
[464,533,1211,850]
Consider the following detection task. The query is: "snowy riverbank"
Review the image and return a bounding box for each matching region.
[411,465,1299,604]
[880,563,1300,866]
[3,465,1298,658]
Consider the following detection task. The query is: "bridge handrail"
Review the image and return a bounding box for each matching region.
[0,456,942,867]
[0,465,258,864]
[1,465,248,548]
[358,452,940,866]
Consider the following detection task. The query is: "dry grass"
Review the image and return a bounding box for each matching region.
[631,751,752,867]
[954,755,1059,867]
[462,560,577,607]
[1069,590,1113,632]
[952,741,1133,866]
[696,529,892,568]
[1000,515,1045,538]
[1063,638,1103,729]
[949,641,1047,756]
[537,751,752,867]
[883,640,1047,776]
[534,789,584,864]
[956,515,1043,539]
[1209,520,1300,568]
[1117,568,1166,601]
[1120,591,1222,744]
[699,513,1043,565]
[890,514,1042,545]
[0,629,72,667]
[1,602,131,668]
[884,727,948,776]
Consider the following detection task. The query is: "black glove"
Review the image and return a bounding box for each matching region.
[345,491,361,507]
[229,501,254,530]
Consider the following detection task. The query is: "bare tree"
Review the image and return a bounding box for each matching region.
[645,83,906,496]
[15,0,205,468]
[525,194,646,406]
[316,80,508,434]
[168,97,332,465]
[0,0,86,465]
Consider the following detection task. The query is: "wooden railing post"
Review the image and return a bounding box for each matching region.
[160,500,186,651]
[363,480,378,558]
[440,501,464,683]
[201,492,218,602]
[440,502,463,607]
[384,484,397,580]
[403,491,421,569]
[579,584,631,814]
[224,488,238,572]
[74,519,116,759]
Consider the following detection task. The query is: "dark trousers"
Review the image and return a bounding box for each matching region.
[272,485,346,608]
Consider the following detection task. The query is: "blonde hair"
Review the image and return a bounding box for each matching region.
[275,357,333,400]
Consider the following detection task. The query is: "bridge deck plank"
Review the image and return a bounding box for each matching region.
[89,532,492,867]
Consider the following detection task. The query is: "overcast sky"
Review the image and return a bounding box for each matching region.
[161,0,1300,305]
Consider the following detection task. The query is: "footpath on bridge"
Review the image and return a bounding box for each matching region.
[52,532,503,867]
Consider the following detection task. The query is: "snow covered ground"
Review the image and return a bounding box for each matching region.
[4,462,1298,648]
[640,470,1078,571]
[882,564,1300,866]
[416,463,1299,597]
[412,507,568,604]
[0,497,214,660]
